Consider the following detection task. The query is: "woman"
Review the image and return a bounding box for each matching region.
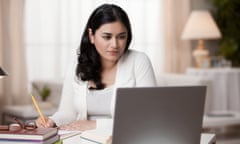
[36,3,157,131]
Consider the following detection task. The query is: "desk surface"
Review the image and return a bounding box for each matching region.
[62,133,216,144]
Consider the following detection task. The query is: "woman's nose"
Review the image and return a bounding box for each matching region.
[111,38,118,48]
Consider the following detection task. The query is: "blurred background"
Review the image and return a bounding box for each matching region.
[1,0,240,143]
[0,0,218,105]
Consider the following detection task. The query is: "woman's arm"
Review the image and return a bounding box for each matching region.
[49,62,78,126]
[59,120,96,131]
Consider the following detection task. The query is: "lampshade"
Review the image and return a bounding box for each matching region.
[181,10,222,68]
[0,67,7,78]
[182,10,221,40]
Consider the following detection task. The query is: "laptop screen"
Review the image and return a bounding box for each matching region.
[112,86,206,144]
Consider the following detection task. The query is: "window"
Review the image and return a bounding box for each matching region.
[24,0,163,81]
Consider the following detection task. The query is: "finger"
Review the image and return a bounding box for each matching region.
[45,122,52,128]
[45,119,53,127]
[35,118,46,128]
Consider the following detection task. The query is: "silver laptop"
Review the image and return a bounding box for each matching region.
[112,86,206,144]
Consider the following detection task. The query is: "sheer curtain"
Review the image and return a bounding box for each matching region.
[163,0,192,73]
[0,0,28,107]
[24,0,164,82]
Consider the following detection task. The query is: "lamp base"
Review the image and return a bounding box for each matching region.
[193,49,209,68]
[193,40,210,68]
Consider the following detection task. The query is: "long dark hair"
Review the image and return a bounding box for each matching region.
[76,4,132,89]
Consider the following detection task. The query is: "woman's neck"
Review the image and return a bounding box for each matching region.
[88,60,117,89]
[101,60,118,87]
[101,59,118,70]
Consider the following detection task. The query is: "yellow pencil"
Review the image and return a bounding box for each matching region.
[31,94,46,124]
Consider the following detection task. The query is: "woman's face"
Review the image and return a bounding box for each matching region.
[89,21,128,64]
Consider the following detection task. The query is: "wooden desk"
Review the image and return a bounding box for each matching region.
[62,133,216,144]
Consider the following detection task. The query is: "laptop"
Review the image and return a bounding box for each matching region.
[112,86,206,144]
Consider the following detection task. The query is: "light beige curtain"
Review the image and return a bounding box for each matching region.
[163,0,192,73]
[0,0,28,106]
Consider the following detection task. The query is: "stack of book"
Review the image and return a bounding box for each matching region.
[0,127,59,144]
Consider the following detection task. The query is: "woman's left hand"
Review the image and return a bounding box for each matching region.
[59,120,96,131]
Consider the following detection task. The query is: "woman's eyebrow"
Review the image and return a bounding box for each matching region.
[102,32,127,35]
[118,32,127,35]
[102,32,112,35]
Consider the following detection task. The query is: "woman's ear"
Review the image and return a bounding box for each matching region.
[88,28,94,44]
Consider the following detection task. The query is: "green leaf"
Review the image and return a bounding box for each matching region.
[218,39,238,57]
[41,86,51,101]
[213,0,240,66]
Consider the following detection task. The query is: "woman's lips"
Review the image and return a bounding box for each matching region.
[107,51,119,55]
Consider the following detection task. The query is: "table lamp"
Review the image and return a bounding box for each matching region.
[0,66,7,78]
[182,10,221,68]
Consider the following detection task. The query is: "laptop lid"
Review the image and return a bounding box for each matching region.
[112,86,206,144]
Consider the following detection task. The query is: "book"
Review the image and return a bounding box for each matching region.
[0,134,59,144]
[80,129,112,144]
[0,127,58,141]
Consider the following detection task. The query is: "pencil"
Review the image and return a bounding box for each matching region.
[31,94,46,124]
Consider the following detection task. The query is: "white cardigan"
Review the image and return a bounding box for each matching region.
[50,50,157,129]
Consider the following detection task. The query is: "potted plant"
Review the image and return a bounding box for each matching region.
[212,0,240,67]
[32,82,51,102]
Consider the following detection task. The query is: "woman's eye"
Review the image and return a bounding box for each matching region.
[102,36,111,40]
[118,35,126,40]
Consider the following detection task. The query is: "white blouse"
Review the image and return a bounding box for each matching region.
[50,50,157,130]
[87,86,114,119]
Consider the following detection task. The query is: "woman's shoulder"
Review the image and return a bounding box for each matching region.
[122,50,152,62]
[122,49,149,61]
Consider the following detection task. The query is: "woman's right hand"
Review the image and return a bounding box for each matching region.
[35,117,56,128]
